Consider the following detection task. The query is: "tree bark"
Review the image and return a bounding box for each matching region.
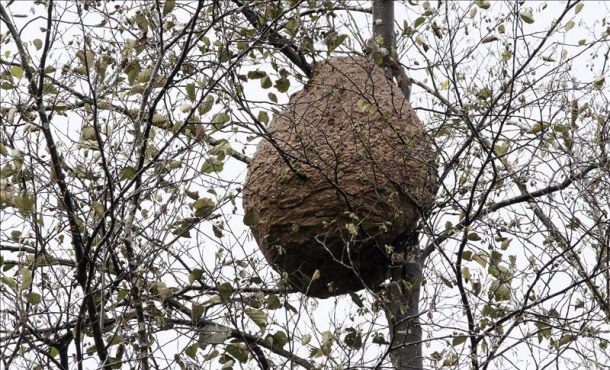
[372,1,423,369]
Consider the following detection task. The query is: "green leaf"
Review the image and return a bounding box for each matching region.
[452,335,467,346]
[198,96,214,115]
[188,268,203,284]
[184,344,198,359]
[593,75,605,89]
[301,334,312,345]
[192,197,215,218]
[218,282,233,301]
[26,292,41,305]
[467,232,481,241]
[49,346,60,357]
[191,302,204,320]
[200,158,224,174]
[20,267,32,291]
[163,0,175,15]
[275,77,290,93]
[558,334,573,347]
[413,16,426,28]
[135,13,149,32]
[243,209,260,226]
[501,50,512,61]
[81,126,96,140]
[564,21,575,32]
[520,10,535,24]
[11,66,24,79]
[575,3,584,14]
[33,39,43,50]
[247,70,267,79]
[120,167,137,180]
[266,294,281,309]
[186,83,196,101]
[475,0,491,10]
[211,112,230,125]
[1,276,17,290]
[260,76,272,89]
[258,111,269,124]
[244,307,267,328]
[343,328,362,349]
[226,343,249,362]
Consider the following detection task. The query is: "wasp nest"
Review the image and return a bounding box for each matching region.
[243,56,438,298]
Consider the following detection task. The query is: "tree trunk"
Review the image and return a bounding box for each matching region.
[372,1,423,369]
[384,255,424,370]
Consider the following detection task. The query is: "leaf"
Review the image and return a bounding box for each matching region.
[11,66,24,79]
[244,307,267,328]
[81,126,96,140]
[469,6,477,18]
[498,24,505,33]
[520,10,535,24]
[211,112,230,125]
[26,292,41,305]
[564,21,575,32]
[121,167,137,180]
[199,324,231,344]
[201,158,224,174]
[1,276,17,290]
[243,209,260,226]
[275,77,290,93]
[301,334,312,345]
[192,302,204,320]
[188,269,203,284]
[192,197,215,218]
[247,70,267,79]
[343,328,362,349]
[527,122,545,134]
[20,267,32,291]
[33,39,42,50]
[179,103,192,113]
[593,75,605,90]
[257,111,269,124]
[226,343,249,363]
[501,50,512,61]
[267,294,281,309]
[198,95,214,115]
[558,334,573,347]
[184,344,198,359]
[260,76,272,89]
[212,224,224,238]
[186,83,196,101]
[481,35,498,43]
[311,269,321,281]
[163,0,175,15]
[152,113,168,127]
[575,3,584,14]
[217,282,233,301]
[467,232,481,241]
[452,335,467,346]
[475,0,491,10]
[414,16,426,28]
[135,12,148,32]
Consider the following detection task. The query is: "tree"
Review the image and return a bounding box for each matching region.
[1,1,609,369]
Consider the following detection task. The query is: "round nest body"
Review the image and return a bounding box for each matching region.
[243,56,438,298]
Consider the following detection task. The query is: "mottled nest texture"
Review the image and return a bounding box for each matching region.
[243,56,438,298]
